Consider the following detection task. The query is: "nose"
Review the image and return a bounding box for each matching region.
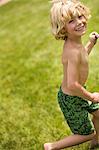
[76,18,82,25]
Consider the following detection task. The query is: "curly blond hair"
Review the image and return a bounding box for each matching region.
[50,0,91,40]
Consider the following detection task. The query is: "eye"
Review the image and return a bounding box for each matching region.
[69,19,74,23]
[78,15,83,19]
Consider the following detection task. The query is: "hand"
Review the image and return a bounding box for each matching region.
[91,92,99,103]
[89,31,99,45]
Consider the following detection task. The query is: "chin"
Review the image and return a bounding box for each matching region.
[75,27,87,36]
[81,31,86,35]
[76,30,86,36]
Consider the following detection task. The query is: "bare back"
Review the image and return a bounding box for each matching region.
[61,41,89,95]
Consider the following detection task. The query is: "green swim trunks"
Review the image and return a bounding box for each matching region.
[57,87,99,135]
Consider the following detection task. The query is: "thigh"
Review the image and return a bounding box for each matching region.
[57,88,95,135]
[67,105,94,135]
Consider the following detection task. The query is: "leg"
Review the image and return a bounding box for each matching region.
[90,109,99,148]
[44,132,95,150]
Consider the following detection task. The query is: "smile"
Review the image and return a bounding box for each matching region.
[75,25,85,31]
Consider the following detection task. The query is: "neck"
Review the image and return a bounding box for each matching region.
[67,36,82,45]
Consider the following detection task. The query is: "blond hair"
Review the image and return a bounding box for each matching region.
[50,0,91,40]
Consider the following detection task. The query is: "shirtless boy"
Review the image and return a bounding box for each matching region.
[44,0,99,149]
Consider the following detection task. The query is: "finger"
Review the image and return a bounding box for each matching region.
[95,34,99,39]
[91,31,98,35]
[90,32,98,38]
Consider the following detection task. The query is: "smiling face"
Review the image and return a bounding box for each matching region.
[65,15,87,38]
[50,1,91,40]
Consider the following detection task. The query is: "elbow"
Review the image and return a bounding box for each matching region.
[67,82,79,92]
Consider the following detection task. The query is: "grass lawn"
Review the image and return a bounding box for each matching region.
[0,0,99,149]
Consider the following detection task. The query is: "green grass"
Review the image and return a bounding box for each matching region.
[0,0,99,149]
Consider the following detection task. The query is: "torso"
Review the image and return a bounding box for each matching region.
[61,42,89,95]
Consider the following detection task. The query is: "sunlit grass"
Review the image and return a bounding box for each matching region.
[0,0,99,149]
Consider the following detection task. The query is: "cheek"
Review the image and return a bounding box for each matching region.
[67,24,75,32]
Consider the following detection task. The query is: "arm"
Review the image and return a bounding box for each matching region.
[67,51,99,102]
[85,32,98,55]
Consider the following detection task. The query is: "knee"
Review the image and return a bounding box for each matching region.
[89,131,96,138]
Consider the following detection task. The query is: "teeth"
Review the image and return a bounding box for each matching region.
[76,26,84,31]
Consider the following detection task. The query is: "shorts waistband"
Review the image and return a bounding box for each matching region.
[59,86,74,97]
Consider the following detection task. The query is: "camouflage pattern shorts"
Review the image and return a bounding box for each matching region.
[57,87,99,135]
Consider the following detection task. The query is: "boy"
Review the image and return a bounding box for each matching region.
[44,0,99,149]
